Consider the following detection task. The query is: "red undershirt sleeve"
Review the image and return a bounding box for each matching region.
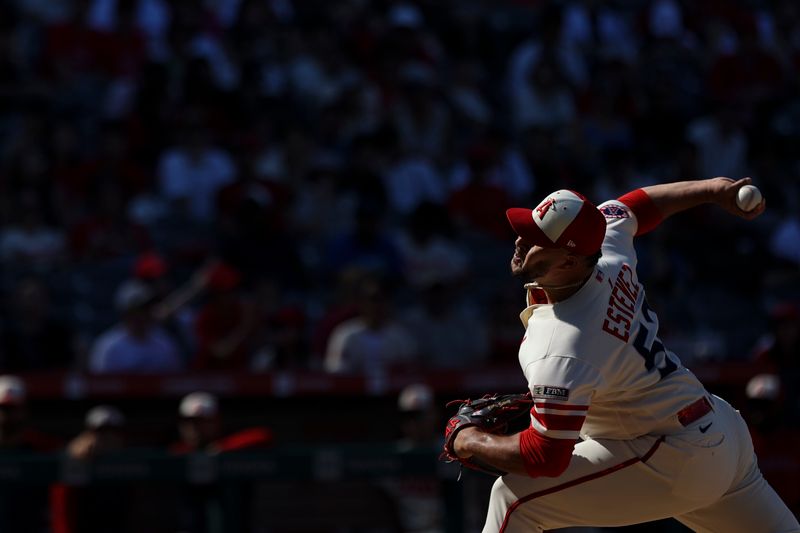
[617,189,663,236]
[518,426,576,478]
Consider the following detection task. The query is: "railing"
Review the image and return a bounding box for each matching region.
[0,446,470,533]
[14,362,759,400]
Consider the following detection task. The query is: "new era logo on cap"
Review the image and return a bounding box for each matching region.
[506,190,606,256]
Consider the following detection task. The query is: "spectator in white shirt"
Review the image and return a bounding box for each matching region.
[324,275,417,375]
[89,280,184,374]
[0,194,65,269]
[512,56,576,133]
[157,119,235,222]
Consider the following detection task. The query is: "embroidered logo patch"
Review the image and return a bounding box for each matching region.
[599,205,629,219]
[532,385,570,401]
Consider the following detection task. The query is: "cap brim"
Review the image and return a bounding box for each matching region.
[506,208,557,248]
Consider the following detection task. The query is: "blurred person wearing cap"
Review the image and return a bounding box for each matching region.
[380,383,445,533]
[0,376,62,533]
[135,254,220,358]
[51,406,131,533]
[447,178,800,532]
[167,392,273,533]
[88,279,184,374]
[751,301,800,375]
[191,262,259,370]
[742,374,800,516]
[397,383,441,452]
[0,375,59,451]
[170,391,273,454]
[248,277,309,371]
[65,405,127,460]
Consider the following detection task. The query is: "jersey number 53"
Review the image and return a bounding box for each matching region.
[634,299,679,380]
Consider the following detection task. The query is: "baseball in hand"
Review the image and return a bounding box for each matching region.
[736,185,762,212]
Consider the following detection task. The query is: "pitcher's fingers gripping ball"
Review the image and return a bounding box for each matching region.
[736,184,762,212]
[441,392,533,477]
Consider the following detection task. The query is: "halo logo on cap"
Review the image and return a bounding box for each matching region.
[506,190,606,256]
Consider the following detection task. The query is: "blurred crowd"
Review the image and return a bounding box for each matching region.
[0,374,276,532]
[1,0,799,378]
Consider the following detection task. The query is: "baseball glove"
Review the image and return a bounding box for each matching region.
[440,392,533,477]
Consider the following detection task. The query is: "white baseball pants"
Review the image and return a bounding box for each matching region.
[484,396,800,533]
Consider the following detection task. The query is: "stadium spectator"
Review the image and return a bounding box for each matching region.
[743,374,800,515]
[447,130,535,202]
[156,116,235,222]
[168,391,273,533]
[53,405,130,533]
[396,382,441,452]
[0,376,61,533]
[323,201,404,282]
[402,278,489,369]
[310,266,366,367]
[0,376,59,451]
[447,144,514,239]
[685,106,748,180]
[0,192,66,269]
[248,277,309,371]
[510,53,577,133]
[382,382,445,533]
[396,202,470,290]
[0,277,75,372]
[191,262,256,371]
[88,279,183,373]
[324,275,418,375]
[67,177,151,260]
[751,302,800,375]
[65,404,126,460]
[169,391,273,454]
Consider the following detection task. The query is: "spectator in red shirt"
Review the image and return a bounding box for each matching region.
[448,143,513,240]
[168,391,273,533]
[192,263,256,370]
[43,0,109,82]
[170,392,272,454]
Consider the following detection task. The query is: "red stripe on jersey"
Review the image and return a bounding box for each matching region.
[617,189,662,235]
[531,408,586,431]
[533,402,589,412]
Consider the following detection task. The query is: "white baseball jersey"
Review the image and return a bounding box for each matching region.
[519,199,707,441]
[487,194,799,533]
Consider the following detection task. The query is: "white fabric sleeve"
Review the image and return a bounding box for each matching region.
[597,200,640,269]
[524,356,604,440]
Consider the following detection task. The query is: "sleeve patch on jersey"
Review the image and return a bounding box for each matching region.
[599,204,629,219]
[532,385,570,401]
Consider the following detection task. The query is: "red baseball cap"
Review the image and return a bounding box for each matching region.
[134,252,168,280]
[506,190,606,256]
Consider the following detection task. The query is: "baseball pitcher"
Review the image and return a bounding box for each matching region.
[447,178,800,532]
